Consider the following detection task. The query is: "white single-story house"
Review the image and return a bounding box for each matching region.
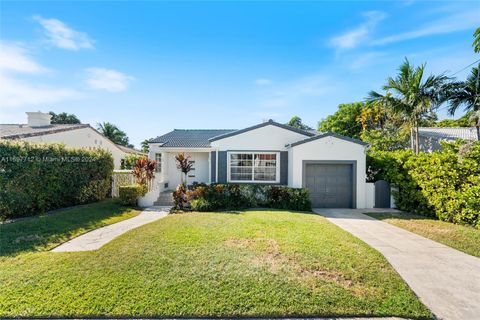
[148,120,370,208]
[414,127,479,152]
[0,112,145,169]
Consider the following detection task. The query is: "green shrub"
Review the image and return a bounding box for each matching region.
[173,183,311,212]
[121,154,144,170]
[368,141,480,228]
[267,186,311,211]
[0,141,114,220]
[190,198,212,211]
[118,184,146,206]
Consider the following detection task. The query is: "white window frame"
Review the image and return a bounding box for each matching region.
[227,151,280,184]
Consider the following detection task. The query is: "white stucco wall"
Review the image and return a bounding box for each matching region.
[148,145,210,189]
[23,127,126,169]
[211,124,310,151]
[288,135,367,208]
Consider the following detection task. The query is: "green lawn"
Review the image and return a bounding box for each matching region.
[365,211,480,258]
[0,208,431,318]
[0,199,140,256]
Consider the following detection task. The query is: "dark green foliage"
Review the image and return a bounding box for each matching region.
[286,116,312,130]
[0,141,113,220]
[368,141,480,228]
[173,183,311,212]
[118,184,147,206]
[435,111,473,127]
[121,154,144,169]
[96,122,133,148]
[318,102,364,138]
[266,186,311,211]
[49,111,81,124]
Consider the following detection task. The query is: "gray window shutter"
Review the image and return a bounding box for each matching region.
[210,151,216,183]
[217,151,227,183]
[280,151,288,185]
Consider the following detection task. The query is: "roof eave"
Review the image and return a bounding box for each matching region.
[288,132,368,148]
[209,120,315,142]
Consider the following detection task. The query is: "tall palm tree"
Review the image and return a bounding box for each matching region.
[96,122,130,146]
[446,67,480,141]
[367,59,450,153]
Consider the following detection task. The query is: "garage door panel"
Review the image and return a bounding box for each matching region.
[304,163,354,208]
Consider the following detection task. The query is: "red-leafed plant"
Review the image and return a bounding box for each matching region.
[175,152,193,185]
[132,157,157,186]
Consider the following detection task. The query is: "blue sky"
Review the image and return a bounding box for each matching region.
[1,1,479,147]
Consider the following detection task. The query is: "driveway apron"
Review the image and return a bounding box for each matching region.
[314,208,480,320]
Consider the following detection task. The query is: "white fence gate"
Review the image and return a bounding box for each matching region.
[111,170,135,197]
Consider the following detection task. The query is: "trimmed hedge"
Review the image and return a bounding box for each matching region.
[0,141,114,220]
[174,183,311,212]
[368,141,480,228]
[119,184,148,206]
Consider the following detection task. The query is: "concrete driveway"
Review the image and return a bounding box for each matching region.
[314,208,480,320]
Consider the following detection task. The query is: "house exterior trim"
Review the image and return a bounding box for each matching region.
[289,132,368,148]
[209,119,315,142]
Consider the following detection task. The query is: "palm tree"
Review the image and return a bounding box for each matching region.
[367,59,450,153]
[473,27,480,54]
[446,67,480,140]
[96,122,130,146]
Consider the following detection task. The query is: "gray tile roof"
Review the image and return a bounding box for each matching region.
[115,144,146,155]
[149,129,237,148]
[419,127,478,141]
[0,124,90,139]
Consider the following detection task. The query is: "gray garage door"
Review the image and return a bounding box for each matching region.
[304,163,354,208]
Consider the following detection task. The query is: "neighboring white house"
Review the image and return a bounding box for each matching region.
[415,127,479,152]
[149,120,370,208]
[0,112,144,169]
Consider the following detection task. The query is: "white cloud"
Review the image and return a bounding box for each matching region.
[329,11,386,50]
[85,68,133,92]
[373,9,478,45]
[255,78,272,86]
[0,42,48,74]
[34,16,94,50]
[0,74,79,108]
[0,43,79,108]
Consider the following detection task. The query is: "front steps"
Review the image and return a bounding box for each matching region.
[154,191,174,206]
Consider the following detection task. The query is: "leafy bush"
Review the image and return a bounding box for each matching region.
[0,141,114,220]
[190,198,212,211]
[172,184,188,210]
[119,184,147,206]
[368,141,480,228]
[120,154,144,169]
[266,186,311,211]
[172,183,311,212]
[132,157,157,185]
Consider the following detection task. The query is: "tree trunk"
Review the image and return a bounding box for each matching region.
[476,125,480,141]
[412,118,420,154]
[410,126,415,151]
[415,125,420,154]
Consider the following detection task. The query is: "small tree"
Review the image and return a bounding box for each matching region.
[132,157,157,186]
[175,153,193,185]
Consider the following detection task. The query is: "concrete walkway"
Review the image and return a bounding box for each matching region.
[52,206,170,252]
[314,208,480,320]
